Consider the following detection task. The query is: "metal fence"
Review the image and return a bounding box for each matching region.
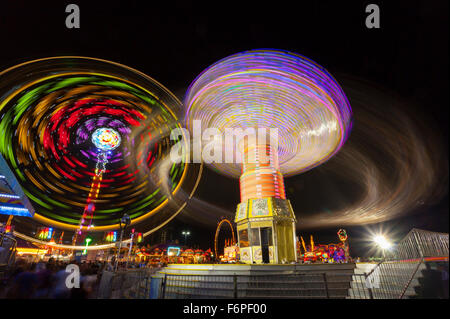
[98,270,369,299]
[394,228,448,260]
[97,267,161,299]
[0,232,16,283]
[159,273,371,299]
[0,232,16,266]
[364,228,449,299]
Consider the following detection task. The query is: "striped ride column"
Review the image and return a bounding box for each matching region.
[239,143,286,203]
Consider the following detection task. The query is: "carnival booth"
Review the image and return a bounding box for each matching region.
[193,249,204,263]
[134,244,214,265]
[148,247,163,266]
[221,244,239,263]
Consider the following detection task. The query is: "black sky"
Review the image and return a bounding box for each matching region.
[0,0,448,256]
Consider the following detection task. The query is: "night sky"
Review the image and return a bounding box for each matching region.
[1,1,448,256]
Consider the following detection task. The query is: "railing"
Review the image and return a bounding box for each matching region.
[98,269,369,299]
[0,232,17,283]
[158,273,370,299]
[395,228,448,260]
[364,228,449,299]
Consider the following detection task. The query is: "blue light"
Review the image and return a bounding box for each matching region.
[0,193,21,199]
[167,246,181,256]
[0,203,33,217]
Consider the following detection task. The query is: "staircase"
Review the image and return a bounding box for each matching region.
[411,261,449,299]
[347,262,377,299]
[154,263,356,299]
[348,260,450,299]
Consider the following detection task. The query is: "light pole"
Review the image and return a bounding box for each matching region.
[182,231,190,246]
[125,228,135,269]
[115,213,131,271]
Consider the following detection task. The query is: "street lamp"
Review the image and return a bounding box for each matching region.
[373,235,392,259]
[182,230,191,245]
[125,228,136,269]
[83,237,92,255]
[115,213,131,271]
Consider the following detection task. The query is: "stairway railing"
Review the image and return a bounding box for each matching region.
[399,257,424,299]
[0,231,17,266]
[364,228,448,299]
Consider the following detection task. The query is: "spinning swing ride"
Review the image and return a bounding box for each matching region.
[184,49,352,263]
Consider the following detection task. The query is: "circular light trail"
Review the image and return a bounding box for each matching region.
[184,49,353,178]
[91,127,121,151]
[0,56,198,236]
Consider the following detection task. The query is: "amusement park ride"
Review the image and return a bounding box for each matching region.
[1,50,352,265]
[0,56,201,252]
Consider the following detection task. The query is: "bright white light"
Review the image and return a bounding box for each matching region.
[91,127,121,151]
[373,235,392,250]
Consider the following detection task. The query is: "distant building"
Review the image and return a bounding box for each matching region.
[0,153,35,217]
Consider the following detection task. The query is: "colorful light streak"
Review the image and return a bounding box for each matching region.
[77,170,103,235]
[136,232,143,243]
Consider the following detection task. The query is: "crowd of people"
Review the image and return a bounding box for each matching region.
[0,256,167,299]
